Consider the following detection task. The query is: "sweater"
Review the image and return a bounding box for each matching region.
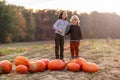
[53,19,70,36]
[66,25,82,41]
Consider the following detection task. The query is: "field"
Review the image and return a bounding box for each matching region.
[0,39,120,80]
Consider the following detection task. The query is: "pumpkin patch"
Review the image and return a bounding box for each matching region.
[1,40,118,79]
[0,56,99,74]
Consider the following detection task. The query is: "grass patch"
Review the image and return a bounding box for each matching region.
[0,39,120,80]
[0,47,26,55]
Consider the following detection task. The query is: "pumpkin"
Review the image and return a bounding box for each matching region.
[48,59,66,71]
[14,56,29,68]
[16,65,28,74]
[29,60,45,73]
[0,60,12,74]
[75,57,87,69]
[82,62,99,73]
[68,59,76,63]
[66,63,80,72]
[41,58,50,69]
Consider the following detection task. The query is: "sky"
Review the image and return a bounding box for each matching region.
[6,0,120,14]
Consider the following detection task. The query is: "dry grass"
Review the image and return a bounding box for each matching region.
[0,39,120,80]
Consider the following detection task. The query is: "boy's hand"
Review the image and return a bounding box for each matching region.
[58,29,62,33]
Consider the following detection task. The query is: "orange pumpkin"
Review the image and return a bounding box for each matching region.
[48,59,66,71]
[14,56,29,68]
[82,62,99,73]
[67,63,80,72]
[75,57,87,69]
[41,58,50,69]
[0,60,12,74]
[16,65,28,74]
[29,60,45,73]
[68,59,76,63]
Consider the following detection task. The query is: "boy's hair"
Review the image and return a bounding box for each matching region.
[70,15,80,26]
[58,11,67,20]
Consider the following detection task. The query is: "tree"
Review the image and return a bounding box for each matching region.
[0,1,17,43]
[22,9,36,41]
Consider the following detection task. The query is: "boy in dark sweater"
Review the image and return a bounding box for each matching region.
[66,15,82,59]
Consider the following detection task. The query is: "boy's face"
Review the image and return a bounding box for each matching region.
[72,19,78,25]
[62,12,68,19]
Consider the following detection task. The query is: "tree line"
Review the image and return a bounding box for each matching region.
[0,0,120,43]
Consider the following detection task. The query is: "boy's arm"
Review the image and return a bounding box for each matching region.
[65,25,70,35]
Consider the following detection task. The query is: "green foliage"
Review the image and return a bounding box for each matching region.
[23,9,36,41]
[0,1,17,43]
[1,1,120,43]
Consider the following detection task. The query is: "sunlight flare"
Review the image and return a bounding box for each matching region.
[6,0,120,14]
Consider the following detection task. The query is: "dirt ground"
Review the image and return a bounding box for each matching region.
[0,39,120,80]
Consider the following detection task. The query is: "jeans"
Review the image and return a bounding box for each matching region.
[54,33,64,60]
